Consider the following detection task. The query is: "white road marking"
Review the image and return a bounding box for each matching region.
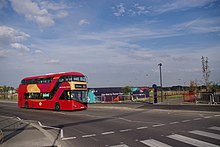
[190,130,220,140]
[169,121,179,125]
[193,118,202,120]
[181,120,190,122]
[109,144,129,147]
[62,136,77,140]
[136,126,148,130]
[82,134,96,138]
[168,134,219,147]
[119,129,132,132]
[152,124,165,127]
[17,117,21,120]
[214,114,220,117]
[209,126,220,131]
[102,131,115,135]
[140,139,172,147]
[204,116,212,119]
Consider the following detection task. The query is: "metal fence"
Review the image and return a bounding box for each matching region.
[184,92,220,105]
[94,92,220,104]
[95,94,149,103]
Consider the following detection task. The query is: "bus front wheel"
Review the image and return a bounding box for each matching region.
[54,103,60,111]
[24,102,29,109]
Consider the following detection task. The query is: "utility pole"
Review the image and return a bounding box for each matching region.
[158,63,163,102]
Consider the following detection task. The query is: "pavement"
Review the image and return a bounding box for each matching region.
[0,115,62,147]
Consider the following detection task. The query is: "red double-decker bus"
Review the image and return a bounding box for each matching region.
[18,72,88,110]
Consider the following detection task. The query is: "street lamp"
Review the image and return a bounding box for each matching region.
[158,63,163,102]
[146,74,148,86]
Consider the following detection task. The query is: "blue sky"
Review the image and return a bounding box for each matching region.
[0,0,220,88]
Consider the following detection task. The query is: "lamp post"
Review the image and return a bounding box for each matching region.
[178,78,181,94]
[158,63,163,102]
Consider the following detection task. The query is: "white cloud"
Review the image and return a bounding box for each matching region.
[0,26,30,42]
[112,3,150,17]
[112,3,126,16]
[10,0,69,28]
[45,59,60,64]
[0,50,8,58]
[39,1,68,11]
[80,15,220,44]
[133,3,149,16]
[153,0,216,14]
[173,17,220,33]
[11,43,30,51]
[112,0,216,17]
[34,50,43,54]
[38,1,69,18]
[57,11,69,18]
[10,0,54,28]
[0,26,30,56]
[79,19,90,26]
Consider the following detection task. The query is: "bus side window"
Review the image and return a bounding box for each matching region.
[73,76,79,81]
[24,93,29,99]
[43,93,50,99]
[58,77,64,82]
[67,76,72,82]
[59,91,71,100]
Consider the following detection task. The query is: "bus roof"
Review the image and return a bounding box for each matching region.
[22,72,85,80]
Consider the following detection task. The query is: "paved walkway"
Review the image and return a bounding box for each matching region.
[0,115,62,147]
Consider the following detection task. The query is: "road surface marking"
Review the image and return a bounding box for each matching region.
[181,120,190,122]
[136,126,148,130]
[214,114,220,117]
[167,134,219,147]
[140,139,172,147]
[152,124,165,127]
[193,118,202,120]
[209,126,220,131]
[62,137,76,140]
[204,116,212,119]
[169,121,179,125]
[109,144,129,147]
[102,131,115,135]
[82,134,96,138]
[190,130,220,140]
[119,129,132,132]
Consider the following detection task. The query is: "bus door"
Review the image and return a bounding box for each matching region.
[58,91,73,110]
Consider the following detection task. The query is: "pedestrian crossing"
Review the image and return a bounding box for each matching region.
[109,126,220,147]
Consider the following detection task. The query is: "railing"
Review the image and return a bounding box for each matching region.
[95,94,149,103]
[184,92,220,105]
[88,91,220,104]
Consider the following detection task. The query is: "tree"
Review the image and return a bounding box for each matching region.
[189,80,198,92]
[122,86,132,95]
[201,56,211,88]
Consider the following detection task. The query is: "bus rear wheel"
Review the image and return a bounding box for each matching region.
[24,102,29,109]
[54,103,60,111]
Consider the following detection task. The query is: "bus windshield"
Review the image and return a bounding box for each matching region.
[60,90,87,103]
[71,90,87,103]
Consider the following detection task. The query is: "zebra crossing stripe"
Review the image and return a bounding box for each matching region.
[190,130,220,140]
[140,139,172,147]
[209,126,220,131]
[167,134,219,147]
[109,144,129,147]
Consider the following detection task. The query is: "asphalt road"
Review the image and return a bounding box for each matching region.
[0,102,220,147]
